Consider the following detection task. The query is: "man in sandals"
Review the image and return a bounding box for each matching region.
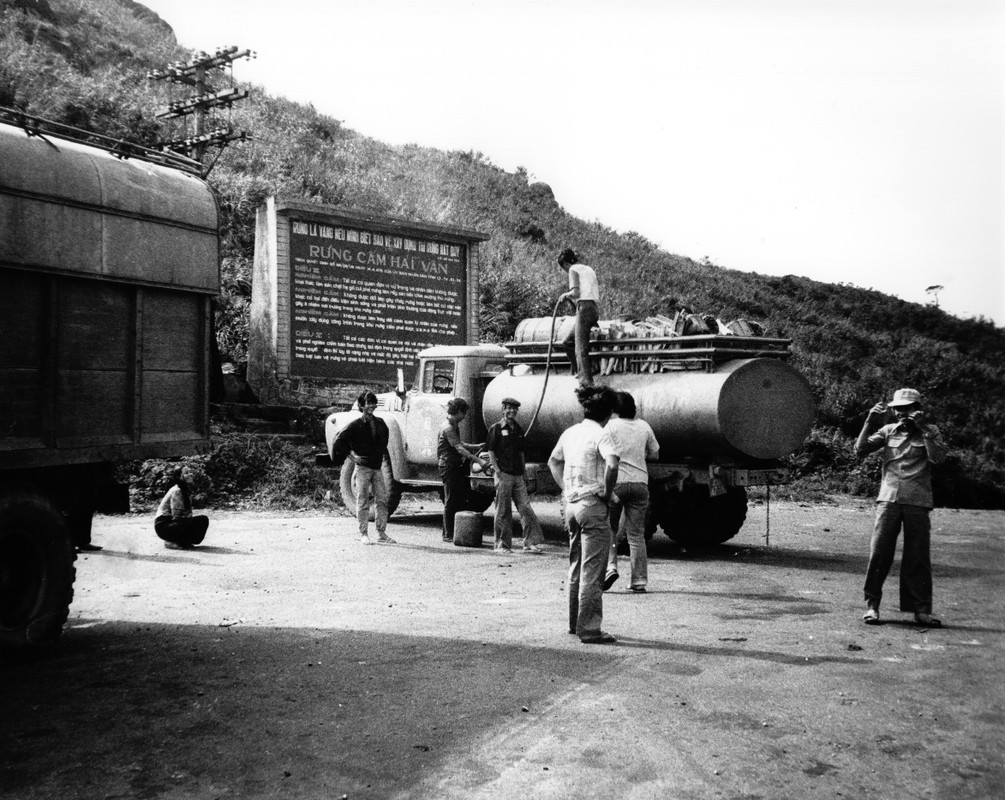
[331,391,396,545]
[855,388,947,627]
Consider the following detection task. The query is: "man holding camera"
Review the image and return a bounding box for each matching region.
[855,387,947,627]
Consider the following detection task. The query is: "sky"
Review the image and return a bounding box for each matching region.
[140,0,1004,326]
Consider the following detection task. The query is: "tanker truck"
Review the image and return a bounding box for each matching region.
[0,110,219,652]
[326,315,815,546]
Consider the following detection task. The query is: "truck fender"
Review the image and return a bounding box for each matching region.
[325,411,407,483]
[382,419,407,483]
[324,411,359,461]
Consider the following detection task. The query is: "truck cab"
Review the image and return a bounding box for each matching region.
[325,344,508,515]
[399,345,509,471]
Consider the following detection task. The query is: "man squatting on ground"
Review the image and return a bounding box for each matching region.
[438,397,491,543]
[557,248,600,386]
[486,396,546,554]
[331,391,396,545]
[154,466,209,549]
[548,384,621,644]
[855,387,947,627]
[604,391,659,593]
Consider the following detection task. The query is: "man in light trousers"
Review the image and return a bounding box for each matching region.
[486,396,545,554]
[604,391,659,592]
[548,385,620,644]
[331,391,395,545]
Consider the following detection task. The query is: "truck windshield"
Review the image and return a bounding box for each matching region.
[420,359,455,394]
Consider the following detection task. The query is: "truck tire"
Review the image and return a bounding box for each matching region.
[0,490,76,652]
[339,460,401,518]
[651,484,748,547]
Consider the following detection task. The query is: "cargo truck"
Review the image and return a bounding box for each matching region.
[327,315,816,546]
[0,110,219,652]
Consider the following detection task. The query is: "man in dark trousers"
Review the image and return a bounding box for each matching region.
[855,387,947,626]
[331,391,396,545]
[438,397,490,543]
[486,397,545,554]
[557,248,600,385]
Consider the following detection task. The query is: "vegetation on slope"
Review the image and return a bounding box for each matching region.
[2,0,1002,508]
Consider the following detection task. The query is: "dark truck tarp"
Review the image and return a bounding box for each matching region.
[0,121,219,294]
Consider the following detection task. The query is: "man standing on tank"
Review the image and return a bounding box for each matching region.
[486,397,545,554]
[548,384,621,644]
[557,248,600,386]
[438,397,491,543]
[331,391,396,545]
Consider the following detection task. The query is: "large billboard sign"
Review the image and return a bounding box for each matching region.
[288,219,467,381]
[248,199,487,402]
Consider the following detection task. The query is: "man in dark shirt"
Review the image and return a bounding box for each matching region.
[486,397,545,554]
[438,397,490,543]
[331,391,395,545]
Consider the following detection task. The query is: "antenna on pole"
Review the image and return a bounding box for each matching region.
[925,285,944,307]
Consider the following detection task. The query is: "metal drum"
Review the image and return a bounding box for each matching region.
[453,511,486,547]
[512,316,576,344]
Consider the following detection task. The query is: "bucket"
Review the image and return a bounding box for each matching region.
[453,511,486,547]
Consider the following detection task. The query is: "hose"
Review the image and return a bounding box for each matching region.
[523,296,565,438]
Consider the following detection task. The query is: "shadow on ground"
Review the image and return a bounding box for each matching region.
[0,621,616,800]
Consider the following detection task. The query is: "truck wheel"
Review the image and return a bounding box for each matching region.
[651,485,748,547]
[339,460,401,518]
[0,491,76,652]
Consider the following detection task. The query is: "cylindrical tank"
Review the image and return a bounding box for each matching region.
[513,316,576,343]
[483,358,815,462]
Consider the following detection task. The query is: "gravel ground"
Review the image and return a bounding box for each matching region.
[1,497,1002,800]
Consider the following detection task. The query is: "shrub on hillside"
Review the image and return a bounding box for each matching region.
[123,433,338,511]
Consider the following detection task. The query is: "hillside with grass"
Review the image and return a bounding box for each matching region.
[3,0,1003,509]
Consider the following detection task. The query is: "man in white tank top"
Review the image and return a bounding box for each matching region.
[557,248,600,385]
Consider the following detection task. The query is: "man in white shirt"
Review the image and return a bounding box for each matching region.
[604,391,660,593]
[548,385,620,644]
[557,248,600,386]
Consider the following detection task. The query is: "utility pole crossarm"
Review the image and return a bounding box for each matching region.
[147,46,255,169]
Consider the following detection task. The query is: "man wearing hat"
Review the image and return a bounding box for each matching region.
[486,397,545,554]
[855,388,947,627]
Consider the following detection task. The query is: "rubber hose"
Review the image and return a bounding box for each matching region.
[523,297,565,438]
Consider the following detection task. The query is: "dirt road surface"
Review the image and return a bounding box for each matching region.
[2,497,1003,800]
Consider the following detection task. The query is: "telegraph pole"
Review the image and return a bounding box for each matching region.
[147,46,255,171]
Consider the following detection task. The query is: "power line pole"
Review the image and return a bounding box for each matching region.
[147,46,255,173]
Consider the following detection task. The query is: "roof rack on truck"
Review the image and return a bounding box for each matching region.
[506,316,793,374]
[0,106,204,176]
